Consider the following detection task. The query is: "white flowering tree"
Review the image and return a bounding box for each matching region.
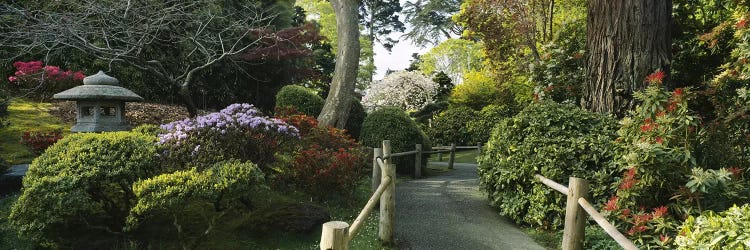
[363,71,439,112]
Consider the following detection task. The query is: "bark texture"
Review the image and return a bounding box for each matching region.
[583,0,672,117]
[317,0,361,128]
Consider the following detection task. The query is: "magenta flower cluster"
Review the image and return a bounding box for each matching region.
[158,103,299,144]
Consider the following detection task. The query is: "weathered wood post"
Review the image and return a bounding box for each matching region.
[379,140,395,244]
[320,221,350,250]
[437,144,443,161]
[477,142,482,156]
[448,143,456,169]
[562,177,590,250]
[414,144,422,179]
[372,148,383,191]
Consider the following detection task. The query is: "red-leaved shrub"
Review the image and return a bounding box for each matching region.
[21,131,63,155]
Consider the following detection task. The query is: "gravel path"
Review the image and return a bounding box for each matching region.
[394,162,545,250]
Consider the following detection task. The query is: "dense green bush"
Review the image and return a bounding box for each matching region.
[360,107,431,175]
[344,97,366,139]
[477,101,618,229]
[410,101,449,124]
[9,132,158,247]
[275,85,324,116]
[466,104,517,143]
[426,106,477,145]
[675,204,750,249]
[131,124,164,137]
[127,159,265,249]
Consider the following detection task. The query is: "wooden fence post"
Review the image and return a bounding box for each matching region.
[320,221,350,250]
[414,144,422,179]
[379,140,395,244]
[448,143,456,169]
[477,142,482,156]
[562,177,590,250]
[372,148,383,191]
[437,144,443,161]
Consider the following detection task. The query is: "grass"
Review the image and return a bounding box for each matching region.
[0,99,71,165]
[0,178,395,250]
[424,149,479,175]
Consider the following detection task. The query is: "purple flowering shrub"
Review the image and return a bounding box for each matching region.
[158,103,300,172]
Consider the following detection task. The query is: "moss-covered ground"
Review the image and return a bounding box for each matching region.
[0,99,71,165]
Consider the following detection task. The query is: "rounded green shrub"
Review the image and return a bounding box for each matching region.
[345,97,366,139]
[676,204,750,249]
[477,101,618,229]
[427,106,478,145]
[467,104,517,143]
[9,132,158,248]
[360,107,430,175]
[275,85,324,116]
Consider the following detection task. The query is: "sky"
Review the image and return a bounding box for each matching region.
[372,33,433,81]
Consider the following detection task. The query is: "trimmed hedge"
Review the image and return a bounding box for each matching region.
[427,106,477,145]
[467,104,517,143]
[478,101,618,229]
[360,107,430,175]
[275,85,324,116]
[9,132,159,248]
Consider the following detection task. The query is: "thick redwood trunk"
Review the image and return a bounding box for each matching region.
[583,0,672,117]
[317,0,360,128]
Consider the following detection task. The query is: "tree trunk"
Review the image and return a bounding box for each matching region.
[179,83,199,118]
[317,0,361,128]
[583,0,672,117]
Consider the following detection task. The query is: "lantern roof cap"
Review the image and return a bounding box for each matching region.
[52,71,143,101]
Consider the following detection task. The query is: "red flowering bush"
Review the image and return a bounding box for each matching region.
[21,131,63,155]
[278,111,366,200]
[8,61,85,99]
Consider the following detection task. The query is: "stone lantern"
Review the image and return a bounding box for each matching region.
[53,71,143,132]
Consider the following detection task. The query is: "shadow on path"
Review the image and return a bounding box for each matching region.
[394,162,544,250]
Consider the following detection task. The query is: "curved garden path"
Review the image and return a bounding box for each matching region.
[394,162,545,250]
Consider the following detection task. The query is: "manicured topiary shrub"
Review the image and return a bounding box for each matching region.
[675,204,750,249]
[426,106,477,145]
[131,124,163,137]
[360,107,430,175]
[478,101,618,229]
[275,85,324,116]
[467,104,517,143]
[344,97,366,139]
[9,132,158,248]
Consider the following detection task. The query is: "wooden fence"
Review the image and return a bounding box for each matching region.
[320,141,482,249]
[534,175,637,250]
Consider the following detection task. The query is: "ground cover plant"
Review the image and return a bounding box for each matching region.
[0,99,70,165]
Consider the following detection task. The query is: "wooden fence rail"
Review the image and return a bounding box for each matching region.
[534,174,637,250]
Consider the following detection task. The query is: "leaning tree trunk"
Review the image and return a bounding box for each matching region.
[582,0,672,117]
[317,0,361,128]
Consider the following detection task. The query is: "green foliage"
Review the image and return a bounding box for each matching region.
[9,132,158,247]
[410,101,449,124]
[466,104,517,143]
[530,19,586,104]
[0,99,69,164]
[477,101,618,229]
[127,160,265,249]
[275,85,325,116]
[432,71,454,101]
[131,124,164,137]
[449,70,515,110]
[360,107,431,175]
[675,204,750,249]
[427,106,477,145]
[344,97,366,139]
[419,39,486,84]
